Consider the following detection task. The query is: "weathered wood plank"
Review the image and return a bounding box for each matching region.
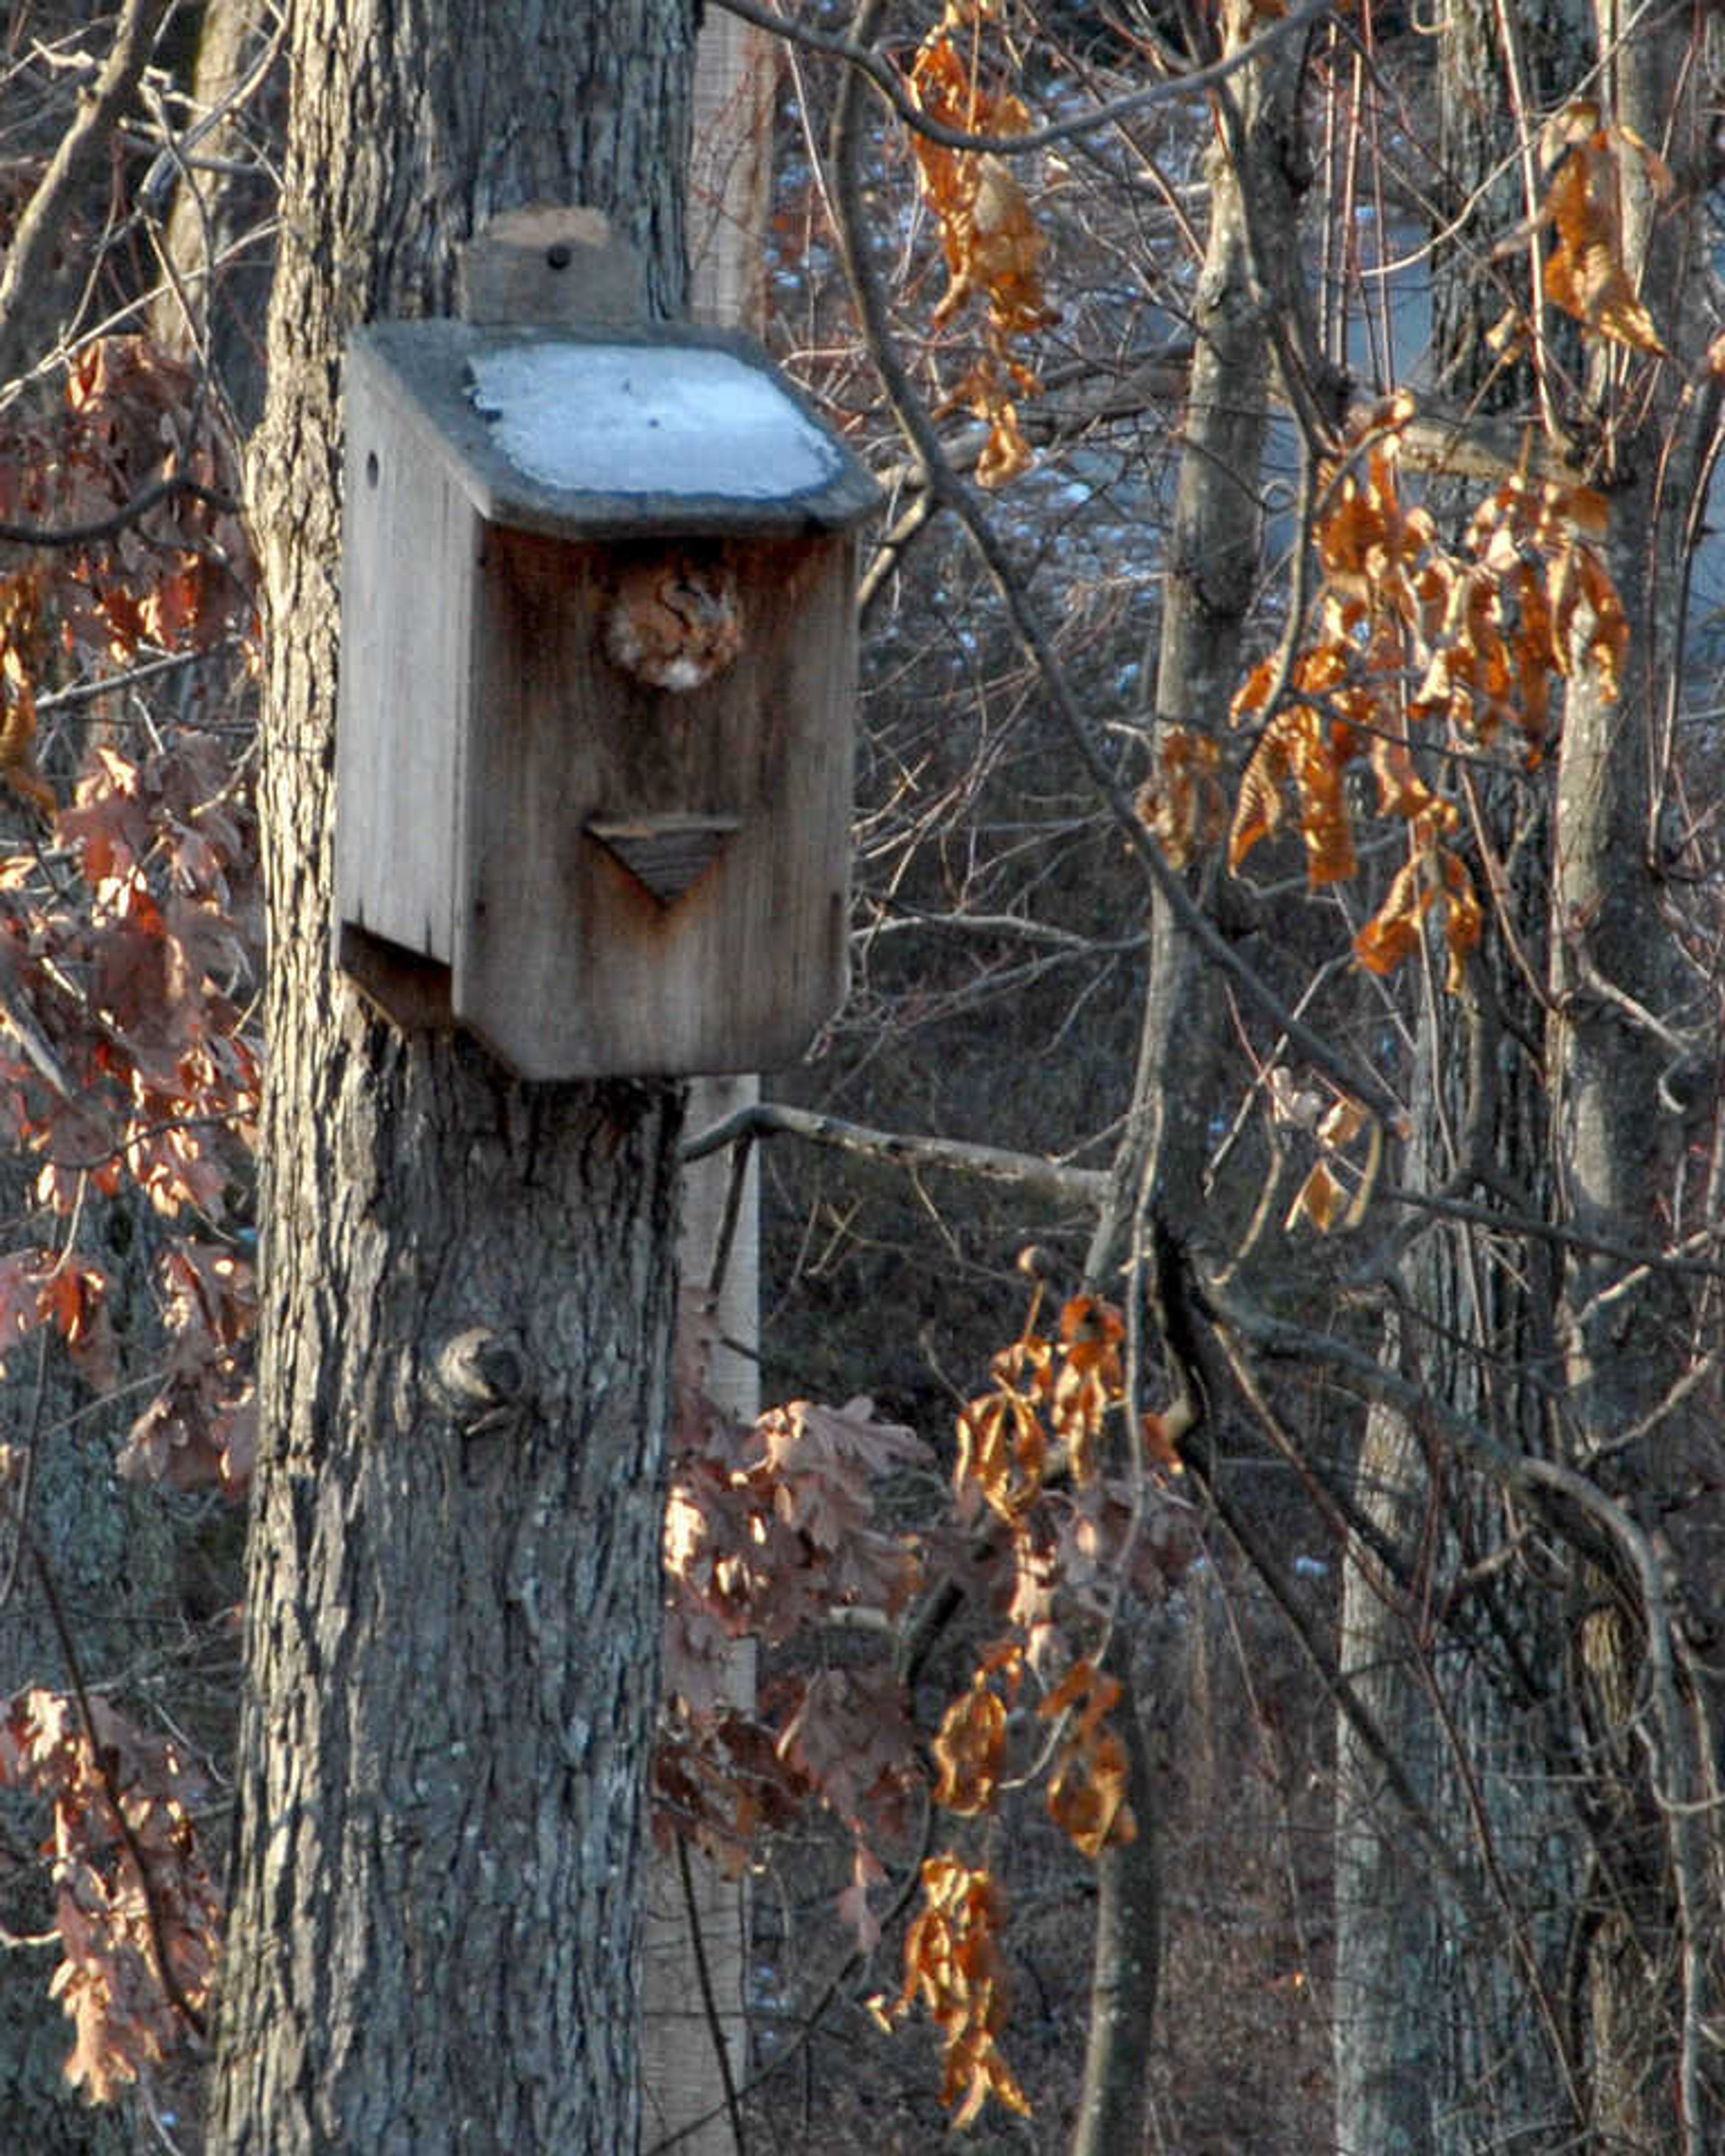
[453,529,854,1077]
[334,347,477,964]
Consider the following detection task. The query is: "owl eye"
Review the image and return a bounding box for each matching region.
[667,575,716,620]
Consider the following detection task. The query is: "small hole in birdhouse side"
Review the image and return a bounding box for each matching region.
[365,451,380,487]
[546,242,572,270]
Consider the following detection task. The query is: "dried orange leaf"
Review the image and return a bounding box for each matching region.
[1318,1096,1368,1149]
[1137,725,1226,868]
[1286,1159,1346,1234]
[1541,122,1668,355]
[891,1856,1032,2123]
[1038,1662,1137,1857]
[933,1673,1008,1815]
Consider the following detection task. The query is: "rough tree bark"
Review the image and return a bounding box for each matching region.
[207,4,697,2152]
[1334,9,1591,2149]
[1547,8,1717,2141]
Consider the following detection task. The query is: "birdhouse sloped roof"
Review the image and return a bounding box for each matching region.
[347,319,881,541]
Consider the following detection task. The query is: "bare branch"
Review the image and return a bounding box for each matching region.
[0,474,241,552]
[0,0,177,392]
[681,1097,1108,1208]
[709,0,1334,157]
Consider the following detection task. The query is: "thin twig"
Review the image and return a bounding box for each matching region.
[681,1097,1108,1208]
[710,0,1333,157]
[674,1833,748,2156]
[0,474,241,552]
[26,1535,208,2041]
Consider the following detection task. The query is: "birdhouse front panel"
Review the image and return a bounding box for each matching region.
[456,526,856,1078]
[332,319,879,1078]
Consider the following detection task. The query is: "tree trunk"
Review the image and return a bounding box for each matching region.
[1335,10,1589,2146]
[1086,0,1308,1292]
[642,1075,756,2156]
[1074,9,1305,2147]
[1066,1640,1159,2156]
[149,0,281,429]
[207,4,696,2152]
[1548,13,1716,2139]
[1336,2,1721,2149]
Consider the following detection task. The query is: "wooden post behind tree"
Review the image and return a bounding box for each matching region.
[639,15,778,2149]
[207,4,696,2150]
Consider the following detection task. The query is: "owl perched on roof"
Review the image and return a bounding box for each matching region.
[602,552,744,694]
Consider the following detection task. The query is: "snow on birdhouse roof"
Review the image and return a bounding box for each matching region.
[469,343,844,500]
[347,319,880,539]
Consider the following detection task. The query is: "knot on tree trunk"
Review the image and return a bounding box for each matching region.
[430,1326,529,1431]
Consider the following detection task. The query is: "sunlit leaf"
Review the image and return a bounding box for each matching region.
[1539,111,1668,354]
[1286,1160,1346,1234]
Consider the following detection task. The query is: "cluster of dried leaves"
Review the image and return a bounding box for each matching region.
[1229,403,1623,971]
[0,334,258,2102]
[0,1688,220,2103]
[659,1311,929,1872]
[871,1660,1140,2121]
[1529,100,1671,358]
[663,1281,1191,2124]
[871,1855,1030,2125]
[932,1639,1135,1859]
[1144,391,1625,1011]
[907,0,1057,485]
[1138,395,1629,1241]
[0,341,260,1485]
[1137,85,1659,1034]
[892,1290,1183,2117]
[660,1290,925,1890]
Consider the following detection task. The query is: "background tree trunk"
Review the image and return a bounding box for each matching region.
[1072,9,1306,2147]
[207,4,697,2151]
[1548,12,1716,2138]
[1335,8,1588,2148]
[1336,2,1721,2147]
[148,0,280,430]
[1085,0,1307,1294]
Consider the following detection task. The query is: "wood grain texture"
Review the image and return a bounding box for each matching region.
[334,345,478,964]
[456,205,648,328]
[454,527,854,1076]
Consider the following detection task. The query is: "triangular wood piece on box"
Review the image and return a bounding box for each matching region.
[585,813,743,904]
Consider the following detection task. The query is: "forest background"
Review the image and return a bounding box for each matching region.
[0,0,1721,2152]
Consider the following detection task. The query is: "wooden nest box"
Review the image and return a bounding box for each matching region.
[334,278,878,1078]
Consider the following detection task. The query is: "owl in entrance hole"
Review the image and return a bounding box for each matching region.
[602,552,744,694]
